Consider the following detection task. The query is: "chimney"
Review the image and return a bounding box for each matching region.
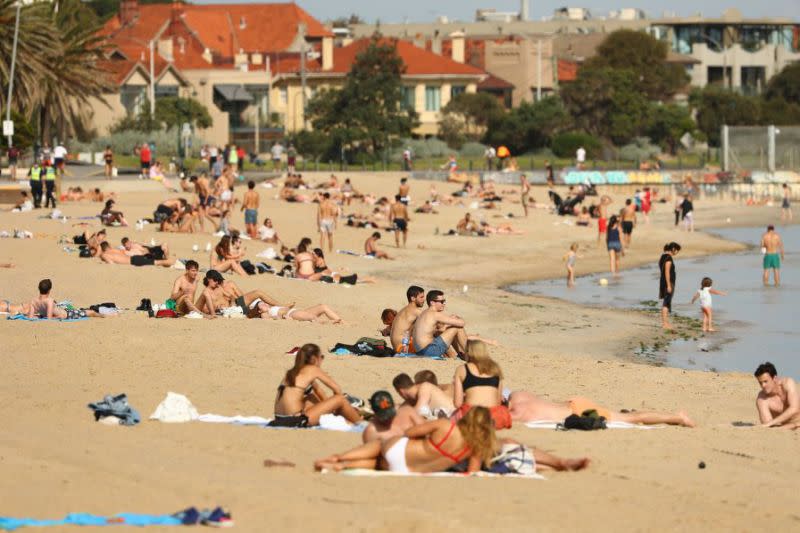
[431,30,442,55]
[322,36,333,71]
[119,0,139,26]
[449,31,465,63]
[158,38,174,61]
[239,16,247,30]
[520,0,529,21]
[170,1,183,25]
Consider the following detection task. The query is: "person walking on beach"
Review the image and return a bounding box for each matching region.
[680,194,694,232]
[597,195,610,245]
[520,174,531,217]
[564,243,579,288]
[761,225,784,287]
[781,183,792,223]
[398,178,410,205]
[754,362,799,429]
[690,277,727,332]
[620,199,636,248]
[241,180,260,239]
[606,215,622,275]
[389,195,410,248]
[317,192,339,253]
[659,242,681,330]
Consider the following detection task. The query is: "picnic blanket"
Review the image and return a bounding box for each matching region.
[0,513,182,531]
[524,420,661,430]
[328,468,545,480]
[6,314,88,323]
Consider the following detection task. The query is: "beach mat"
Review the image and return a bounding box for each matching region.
[0,512,181,531]
[330,348,445,361]
[524,420,662,430]
[6,314,88,323]
[329,468,545,480]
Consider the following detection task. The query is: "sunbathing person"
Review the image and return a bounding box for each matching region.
[293,243,359,284]
[100,199,128,227]
[365,232,392,259]
[83,229,107,257]
[194,270,281,317]
[415,201,438,214]
[411,290,467,358]
[390,285,425,353]
[98,242,176,268]
[451,340,511,429]
[480,221,524,235]
[257,218,282,244]
[0,299,30,315]
[27,279,104,319]
[415,370,455,398]
[255,301,344,324]
[315,407,589,473]
[212,235,247,276]
[362,391,424,443]
[754,362,800,429]
[271,343,363,428]
[169,260,213,318]
[393,373,455,418]
[121,237,170,260]
[455,213,482,236]
[508,390,695,427]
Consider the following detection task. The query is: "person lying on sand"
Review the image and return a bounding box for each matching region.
[508,390,695,427]
[362,391,424,443]
[390,285,425,353]
[0,299,30,315]
[293,243,361,284]
[27,279,106,319]
[255,301,344,324]
[122,237,170,261]
[393,373,455,418]
[754,362,800,429]
[99,242,176,268]
[270,343,362,428]
[170,260,213,318]
[479,221,525,235]
[315,407,589,474]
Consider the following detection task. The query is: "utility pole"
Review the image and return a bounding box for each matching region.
[536,39,542,102]
[149,40,155,116]
[5,3,22,148]
[299,23,308,130]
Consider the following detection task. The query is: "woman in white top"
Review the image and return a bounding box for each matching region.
[690,277,727,332]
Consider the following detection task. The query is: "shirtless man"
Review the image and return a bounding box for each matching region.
[597,195,611,244]
[389,196,410,248]
[190,174,215,230]
[241,180,260,239]
[361,390,424,443]
[411,290,467,359]
[27,279,103,320]
[98,242,176,268]
[169,260,213,318]
[121,237,170,260]
[392,373,456,418]
[398,178,410,205]
[508,390,695,427]
[781,183,792,223]
[754,362,799,429]
[390,285,425,352]
[456,213,480,235]
[414,370,455,398]
[760,225,784,287]
[194,270,282,317]
[520,174,531,217]
[365,232,392,259]
[620,198,637,248]
[317,192,339,253]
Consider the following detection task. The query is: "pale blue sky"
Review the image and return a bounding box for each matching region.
[200,1,800,23]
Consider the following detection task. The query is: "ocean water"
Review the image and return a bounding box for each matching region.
[508,225,800,379]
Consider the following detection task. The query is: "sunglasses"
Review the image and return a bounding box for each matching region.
[434,299,446,304]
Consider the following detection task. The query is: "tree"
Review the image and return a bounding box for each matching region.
[764,62,800,104]
[690,87,761,146]
[438,92,504,148]
[484,97,570,154]
[155,97,212,130]
[586,29,688,101]
[307,37,418,160]
[646,103,695,154]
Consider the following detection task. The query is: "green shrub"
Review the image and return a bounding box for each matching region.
[551,132,602,159]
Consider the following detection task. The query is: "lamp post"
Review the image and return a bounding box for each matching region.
[5,2,22,148]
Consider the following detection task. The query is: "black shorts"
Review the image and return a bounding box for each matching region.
[145,245,165,260]
[268,414,309,428]
[621,221,634,235]
[662,291,673,312]
[199,195,209,207]
[54,158,64,168]
[154,204,174,223]
[141,161,151,170]
[394,218,408,232]
[131,255,155,267]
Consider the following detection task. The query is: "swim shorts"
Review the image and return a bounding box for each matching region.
[145,245,165,260]
[131,255,156,267]
[598,217,607,233]
[763,253,781,270]
[607,241,622,252]
[413,336,449,358]
[568,397,611,420]
[268,414,309,428]
[782,198,790,209]
[319,218,335,234]
[394,218,407,232]
[65,308,88,320]
[662,291,673,312]
[621,221,634,235]
[245,209,258,225]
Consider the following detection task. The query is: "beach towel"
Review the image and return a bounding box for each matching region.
[6,314,87,323]
[0,512,182,531]
[336,250,375,259]
[328,468,545,480]
[330,346,445,360]
[524,420,661,430]
[196,413,366,433]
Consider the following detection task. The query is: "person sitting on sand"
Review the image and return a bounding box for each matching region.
[27,279,106,320]
[314,406,590,474]
[393,373,455,418]
[754,362,799,429]
[100,199,128,227]
[456,213,481,236]
[212,235,247,276]
[194,270,279,317]
[257,218,282,244]
[390,285,425,353]
[411,290,467,359]
[270,343,363,428]
[508,390,695,427]
[121,237,170,261]
[169,260,214,318]
[10,191,32,212]
[99,242,176,268]
[292,242,358,284]
[415,370,455,398]
[451,340,511,429]
[364,232,392,259]
[362,391,424,443]
[379,308,397,337]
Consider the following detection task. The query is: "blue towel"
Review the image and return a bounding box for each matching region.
[0,512,182,531]
[330,348,445,361]
[6,314,87,323]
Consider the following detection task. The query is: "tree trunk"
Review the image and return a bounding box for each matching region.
[39,105,50,146]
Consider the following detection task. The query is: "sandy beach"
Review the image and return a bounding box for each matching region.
[1,172,798,531]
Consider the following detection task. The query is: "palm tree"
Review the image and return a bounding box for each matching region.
[37,0,114,142]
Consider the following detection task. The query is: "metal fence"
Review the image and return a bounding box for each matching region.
[723,125,800,172]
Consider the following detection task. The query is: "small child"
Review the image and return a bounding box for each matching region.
[690,277,727,332]
[217,210,231,236]
[564,243,579,288]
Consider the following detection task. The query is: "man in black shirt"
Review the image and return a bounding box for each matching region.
[659,242,682,329]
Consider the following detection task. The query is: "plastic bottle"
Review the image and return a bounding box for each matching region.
[401,333,410,354]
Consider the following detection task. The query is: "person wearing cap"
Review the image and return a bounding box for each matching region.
[362,391,424,444]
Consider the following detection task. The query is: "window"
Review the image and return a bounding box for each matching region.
[450,85,466,99]
[279,87,288,105]
[401,86,415,110]
[425,86,441,112]
[154,85,178,99]
[245,85,270,120]
[741,66,766,96]
[120,85,146,115]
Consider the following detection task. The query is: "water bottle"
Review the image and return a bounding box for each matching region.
[401,333,409,354]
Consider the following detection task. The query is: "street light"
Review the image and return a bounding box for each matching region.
[5,2,22,148]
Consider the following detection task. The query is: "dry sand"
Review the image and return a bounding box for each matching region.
[1,173,798,531]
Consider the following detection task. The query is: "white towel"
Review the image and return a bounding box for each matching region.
[149,392,199,423]
[332,468,545,480]
[195,413,366,432]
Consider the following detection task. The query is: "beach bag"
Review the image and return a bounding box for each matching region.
[562,410,607,431]
[240,259,257,276]
[488,444,536,475]
[155,309,178,319]
[355,337,393,357]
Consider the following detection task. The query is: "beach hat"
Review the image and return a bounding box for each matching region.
[369,391,396,422]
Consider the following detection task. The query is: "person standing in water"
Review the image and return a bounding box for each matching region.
[564,243,579,288]
[659,242,681,330]
[690,277,727,332]
[781,183,792,223]
[760,225,784,287]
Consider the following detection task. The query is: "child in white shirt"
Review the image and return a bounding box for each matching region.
[690,277,727,332]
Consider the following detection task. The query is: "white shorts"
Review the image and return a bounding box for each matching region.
[383,437,409,473]
[221,190,233,202]
[319,218,335,234]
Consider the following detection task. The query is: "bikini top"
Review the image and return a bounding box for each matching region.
[428,421,471,463]
[462,364,500,390]
[277,382,314,399]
